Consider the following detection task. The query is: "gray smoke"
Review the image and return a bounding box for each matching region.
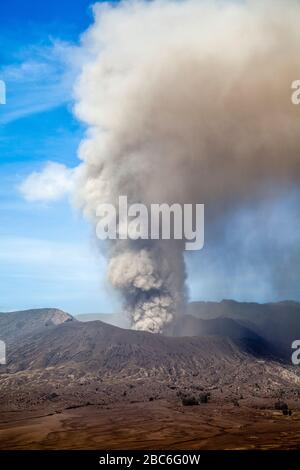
[74,0,300,333]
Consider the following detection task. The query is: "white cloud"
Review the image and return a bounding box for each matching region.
[19,161,80,202]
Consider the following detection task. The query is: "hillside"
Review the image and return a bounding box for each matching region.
[0,310,299,413]
[188,300,300,358]
[0,308,74,344]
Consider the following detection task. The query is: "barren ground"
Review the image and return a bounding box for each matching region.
[1,400,300,450]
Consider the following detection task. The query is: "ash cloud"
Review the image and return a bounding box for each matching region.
[74,0,300,332]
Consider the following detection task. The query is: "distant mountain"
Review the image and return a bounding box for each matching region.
[7,319,248,374]
[0,308,74,345]
[6,316,295,403]
[75,313,130,328]
[172,314,260,339]
[170,314,278,358]
[3,309,276,375]
[188,300,300,358]
[1,308,300,411]
[2,302,298,361]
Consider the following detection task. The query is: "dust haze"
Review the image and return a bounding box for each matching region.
[73,0,300,332]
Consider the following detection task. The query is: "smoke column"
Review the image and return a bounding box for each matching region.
[74,0,300,333]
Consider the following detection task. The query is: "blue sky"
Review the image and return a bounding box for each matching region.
[0,0,300,315]
[0,0,121,313]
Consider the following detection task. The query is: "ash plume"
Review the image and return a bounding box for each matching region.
[74,0,300,333]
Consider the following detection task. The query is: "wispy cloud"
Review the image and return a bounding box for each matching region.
[0,40,83,124]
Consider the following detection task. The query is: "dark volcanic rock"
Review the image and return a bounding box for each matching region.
[1,306,300,412]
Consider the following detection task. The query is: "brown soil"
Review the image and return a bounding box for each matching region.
[1,400,300,450]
